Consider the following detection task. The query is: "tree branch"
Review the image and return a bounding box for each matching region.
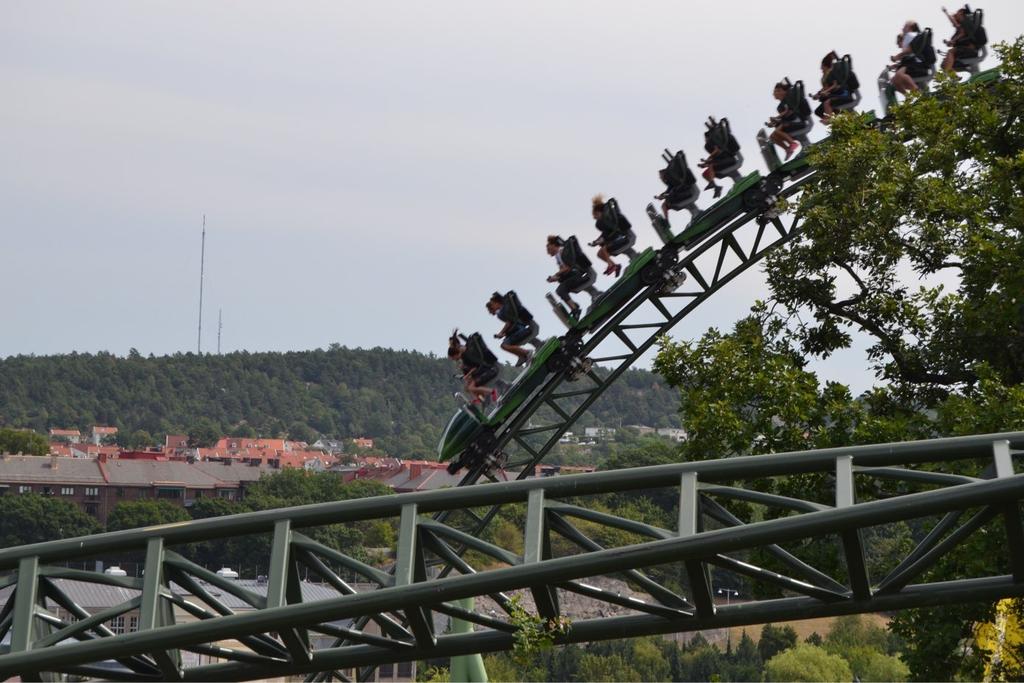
[814,298,976,386]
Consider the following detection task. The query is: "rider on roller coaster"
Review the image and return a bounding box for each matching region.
[448,330,500,405]
[487,291,542,368]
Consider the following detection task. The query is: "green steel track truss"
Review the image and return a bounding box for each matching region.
[1,433,1024,681]
[308,169,813,681]
[444,171,813,541]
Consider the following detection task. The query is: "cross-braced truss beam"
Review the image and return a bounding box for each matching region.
[0,433,1023,680]
[444,175,813,557]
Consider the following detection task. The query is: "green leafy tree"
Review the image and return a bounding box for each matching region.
[179,472,394,575]
[889,604,990,682]
[106,500,191,532]
[764,643,852,682]
[653,38,1024,680]
[824,615,909,682]
[506,595,570,667]
[189,496,246,520]
[730,630,764,681]
[577,653,640,682]
[229,423,257,438]
[0,346,678,462]
[0,494,100,546]
[121,429,155,450]
[0,428,49,456]
[763,47,1024,404]
[187,418,221,448]
[415,665,450,682]
[287,421,316,444]
[824,614,890,654]
[758,623,798,662]
[677,638,726,681]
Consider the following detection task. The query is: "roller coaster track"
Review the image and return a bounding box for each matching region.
[445,171,811,528]
[436,63,1003,574]
[0,67,1008,681]
[1,433,1023,680]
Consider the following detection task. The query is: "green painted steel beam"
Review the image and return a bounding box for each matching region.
[449,598,488,683]
[679,472,714,616]
[9,556,39,653]
[266,520,312,664]
[396,504,435,648]
[139,537,165,632]
[266,520,293,610]
[177,575,1024,682]
[876,506,999,594]
[836,456,871,600]
[546,510,690,610]
[994,441,1024,581]
[139,537,183,680]
[524,489,559,621]
[5,473,1022,678]
[2,434,1024,679]
[2,432,1020,570]
[707,555,846,602]
[549,501,673,540]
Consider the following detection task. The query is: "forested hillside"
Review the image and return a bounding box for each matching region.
[0,345,679,457]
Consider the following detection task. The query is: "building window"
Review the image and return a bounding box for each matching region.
[156,488,182,499]
[61,487,74,496]
[42,486,53,496]
[85,487,98,497]
[116,487,125,497]
[84,503,98,516]
[379,662,394,678]
[110,616,125,634]
[397,660,413,677]
[18,485,31,494]
[128,616,139,633]
[219,489,236,500]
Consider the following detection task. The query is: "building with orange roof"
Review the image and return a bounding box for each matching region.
[91,426,118,445]
[49,429,82,444]
[165,435,189,450]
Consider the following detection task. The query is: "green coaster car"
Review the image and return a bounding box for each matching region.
[438,337,563,473]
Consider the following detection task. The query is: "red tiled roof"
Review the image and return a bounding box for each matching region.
[165,435,189,449]
[49,429,81,437]
[92,426,118,435]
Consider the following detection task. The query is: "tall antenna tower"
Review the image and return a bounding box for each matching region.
[217,309,223,354]
[197,215,206,354]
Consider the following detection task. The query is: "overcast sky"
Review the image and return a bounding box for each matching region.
[2,1,1022,391]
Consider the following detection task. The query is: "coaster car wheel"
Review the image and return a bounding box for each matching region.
[451,427,498,473]
[742,179,781,212]
[546,334,584,374]
[640,249,680,286]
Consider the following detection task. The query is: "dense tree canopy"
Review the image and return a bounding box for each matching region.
[0,494,101,547]
[184,471,395,575]
[106,500,192,532]
[652,39,1024,681]
[764,644,853,682]
[0,428,48,456]
[0,346,678,459]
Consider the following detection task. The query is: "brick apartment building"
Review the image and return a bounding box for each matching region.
[0,454,278,525]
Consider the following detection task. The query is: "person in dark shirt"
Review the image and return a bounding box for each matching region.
[766,81,803,160]
[812,51,855,123]
[590,194,628,278]
[447,331,499,404]
[486,292,539,367]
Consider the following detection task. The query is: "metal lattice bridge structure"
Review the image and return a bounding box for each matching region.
[1,433,1024,680]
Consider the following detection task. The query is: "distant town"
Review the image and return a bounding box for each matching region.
[0,423,686,525]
